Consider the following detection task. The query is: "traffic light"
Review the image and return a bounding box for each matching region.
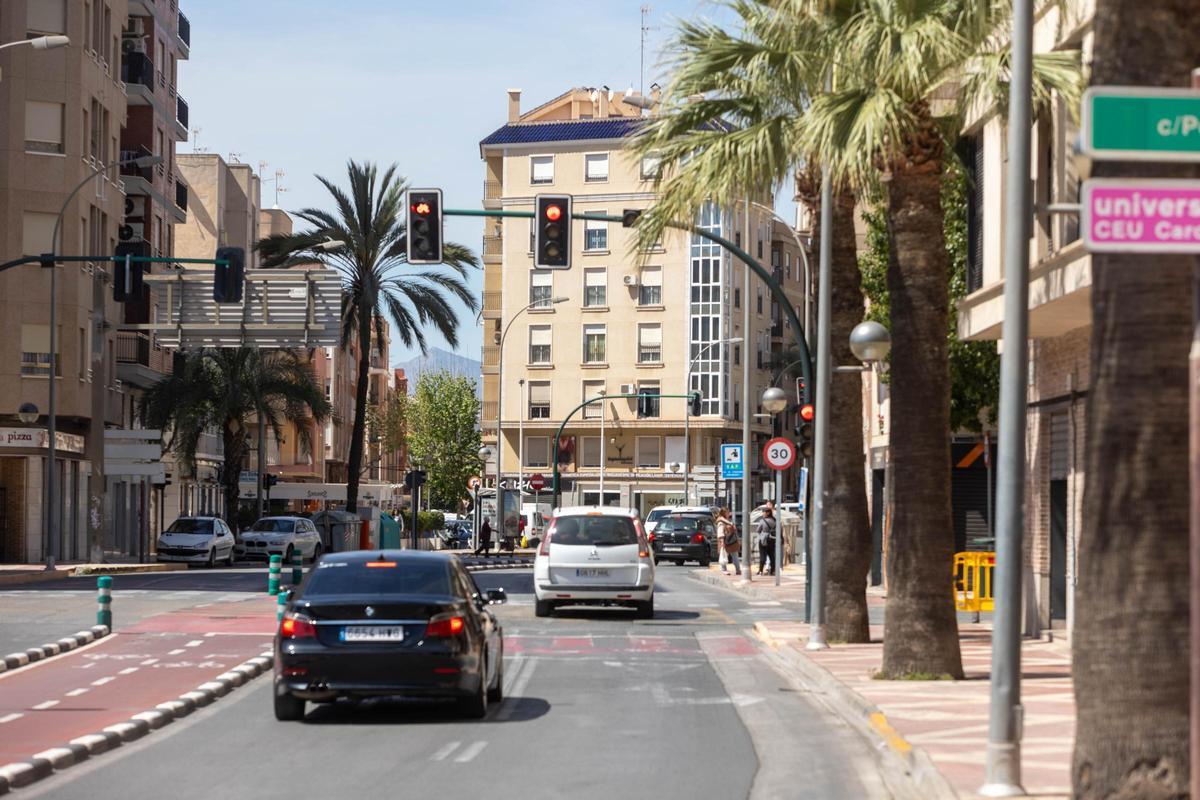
[263,474,279,490]
[689,391,702,416]
[404,470,428,490]
[535,194,572,269]
[621,208,642,228]
[797,403,815,458]
[213,246,245,303]
[113,241,149,302]
[406,189,443,264]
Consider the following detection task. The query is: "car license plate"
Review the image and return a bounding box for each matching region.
[663,546,683,552]
[575,568,610,577]
[341,625,403,642]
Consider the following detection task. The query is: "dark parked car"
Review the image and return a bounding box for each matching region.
[649,512,716,566]
[273,550,506,721]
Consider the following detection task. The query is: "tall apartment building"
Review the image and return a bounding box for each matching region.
[0,0,190,563]
[479,88,807,515]
[956,0,1094,635]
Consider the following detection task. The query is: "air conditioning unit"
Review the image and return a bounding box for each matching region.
[125,18,145,35]
[118,223,144,242]
[622,274,639,287]
[618,383,635,395]
[121,37,147,54]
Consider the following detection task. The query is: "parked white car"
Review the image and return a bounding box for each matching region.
[533,506,655,618]
[237,516,323,562]
[157,516,235,568]
[644,505,716,534]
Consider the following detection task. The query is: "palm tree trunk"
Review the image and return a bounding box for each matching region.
[826,188,873,643]
[221,424,242,527]
[345,307,373,515]
[879,152,963,678]
[1071,0,1197,794]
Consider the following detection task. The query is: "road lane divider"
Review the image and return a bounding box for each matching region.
[0,625,109,675]
[96,576,112,628]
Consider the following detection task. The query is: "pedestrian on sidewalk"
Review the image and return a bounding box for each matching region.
[716,507,741,575]
[475,518,493,557]
[756,507,776,575]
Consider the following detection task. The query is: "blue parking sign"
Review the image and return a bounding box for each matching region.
[720,444,745,480]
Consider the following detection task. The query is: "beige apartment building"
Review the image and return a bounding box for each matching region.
[0,0,190,563]
[956,0,1095,635]
[479,88,807,516]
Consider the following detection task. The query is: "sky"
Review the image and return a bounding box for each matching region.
[181,0,792,366]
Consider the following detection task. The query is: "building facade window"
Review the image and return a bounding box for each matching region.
[530,270,552,307]
[584,268,607,307]
[636,436,662,468]
[583,380,605,419]
[584,215,608,251]
[580,436,602,468]
[21,324,59,377]
[690,201,730,416]
[529,325,552,364]
[25,101,65,154]
[640,154,662,180]
[22,211,56,255]
[525,436,550,468]
[531,155,554,185]
[637,382,660,418]
[638,323,662,364]
[583,324,606,363]
[639,266,662,305]
[27,0,66,34]
[528,381,551,419]
[584,153,609,182]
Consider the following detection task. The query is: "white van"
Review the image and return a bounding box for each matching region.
[520,503,550,544]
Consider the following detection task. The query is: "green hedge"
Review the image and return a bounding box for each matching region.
[416,511,445,533]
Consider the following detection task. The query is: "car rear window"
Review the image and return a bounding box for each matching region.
[251,519,296,532]
[167,519,213,534]
[655,515,708,532]
[645,509,670,522]
[552,515,639,546]
[303,560,454,597]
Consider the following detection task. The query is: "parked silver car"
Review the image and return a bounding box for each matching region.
[237,516,324,562]
[157,516,235,568]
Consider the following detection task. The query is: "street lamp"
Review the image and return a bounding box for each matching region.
[496,296,568,544]
[17,403,39,424]
[750,200,813,347]
[474,446,494,550]
[0,36,70,82]
[684,336,743,502]
[849,321,891,364]
[41,151,163,570]
[761,387,789,586]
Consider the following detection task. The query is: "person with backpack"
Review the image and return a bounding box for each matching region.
[756,506,777,575]
[716,507,741,575]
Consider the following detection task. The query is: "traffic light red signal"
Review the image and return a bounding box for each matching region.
[406,189,443,264]
[535,194,572,269]
[800,404,815,422]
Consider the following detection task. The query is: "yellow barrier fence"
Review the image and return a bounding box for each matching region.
[953,551,995,615]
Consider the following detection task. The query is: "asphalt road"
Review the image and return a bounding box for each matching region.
[21,567,889,800]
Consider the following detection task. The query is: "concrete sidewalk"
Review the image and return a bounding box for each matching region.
[694,565,1072,799]
[0,564,184,587]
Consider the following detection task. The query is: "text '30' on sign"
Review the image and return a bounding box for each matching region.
[1082,180,1200,254]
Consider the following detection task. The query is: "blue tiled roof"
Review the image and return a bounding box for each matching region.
[479,118,647,148]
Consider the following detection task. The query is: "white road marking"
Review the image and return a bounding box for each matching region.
[204,632,218,637]
[80,662,97,669]
[118,667,139,675]
[140,658,159,666]
[430,741,461,761]
[747,601,782,607]
[0,713,23,724]
[454,741,488,763]
[195,604,212,608]
[168,649,186,655]
[495,657,537,722]
[32,700,59,710]
[91,676,114,686]
[184,640,203,648]
[65,688,89,697]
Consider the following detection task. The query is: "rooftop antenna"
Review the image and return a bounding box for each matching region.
[640,4,652,97]
[228,152,243,164]
[191,126,204,153]
[262,168,288,208]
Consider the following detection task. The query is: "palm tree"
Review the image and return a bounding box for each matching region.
[256,161,479,514]
[141,348,332,524]
[632,0,1079,675]
[1070,0,1197,794]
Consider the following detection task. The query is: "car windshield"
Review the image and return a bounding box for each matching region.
[655,515,707,533]
[551,515,639,546]
[645,509,671,523]
[303,560,454,597]
[166,519,213,534]
[251,519,296,533]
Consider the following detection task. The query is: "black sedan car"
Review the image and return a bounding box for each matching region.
[649,512,717,566]
[273,550,506,721]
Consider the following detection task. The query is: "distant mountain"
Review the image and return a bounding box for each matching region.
[394,347,482,398]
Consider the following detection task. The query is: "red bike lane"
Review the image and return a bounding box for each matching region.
[0,598,277,766]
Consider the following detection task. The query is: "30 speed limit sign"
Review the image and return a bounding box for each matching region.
[762,437,797,471]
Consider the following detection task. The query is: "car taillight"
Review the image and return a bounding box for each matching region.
[280,614,316,639]
[647,533,655,542]
[426,614,466,638]
[636,520,651,560]
[539,528,553,556]
[692,533,706,544]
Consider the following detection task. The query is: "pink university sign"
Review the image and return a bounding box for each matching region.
[1083,179,1200,253]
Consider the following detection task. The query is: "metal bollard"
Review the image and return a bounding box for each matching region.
[276,589,288,623]
[97,576,113,628]
[268,554,282,596]
[292,549,303,585]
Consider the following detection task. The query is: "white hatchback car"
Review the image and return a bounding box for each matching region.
[533,506,655,618]
[157,516,235,567]
[237,516,324,562]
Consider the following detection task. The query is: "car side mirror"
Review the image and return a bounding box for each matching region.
[485,588,507,605]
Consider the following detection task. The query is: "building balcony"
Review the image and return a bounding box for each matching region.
[174,178,188,213]
[481,346,499,372]
[482,235,503,264]
[115,332,168,389]
[121,51,154,102]
[482,290,501,319]
[483,180,502,209]
[174,94,189,139]
[177,11,191,55]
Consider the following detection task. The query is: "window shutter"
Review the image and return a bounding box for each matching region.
[27,0,66,33]
[530,326,552,346]
[531,271,551,288]
[585,269,606,287]
[639,325,661,348]
[529,381,551,405]
[531,156,553,183]
[585,154,609,180]
[641,266,662,286]
[25,101,64,145]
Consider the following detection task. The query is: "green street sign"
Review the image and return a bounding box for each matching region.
[1082,86,1200,162]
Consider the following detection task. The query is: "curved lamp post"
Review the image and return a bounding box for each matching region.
[0,35,69,82]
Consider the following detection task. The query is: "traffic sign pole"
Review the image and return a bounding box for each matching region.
[762,438,796,587]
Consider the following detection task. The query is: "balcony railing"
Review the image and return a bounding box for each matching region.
[482,346,499,367]
[482,235,503,259]
[483,180,501,203]
[177,12,191,47]
[121,51,153,89]
[175,178,188,211]
[176,94,189,128]
[116,331,151,366]
[482,290,501,315]
[120,146,155,182]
